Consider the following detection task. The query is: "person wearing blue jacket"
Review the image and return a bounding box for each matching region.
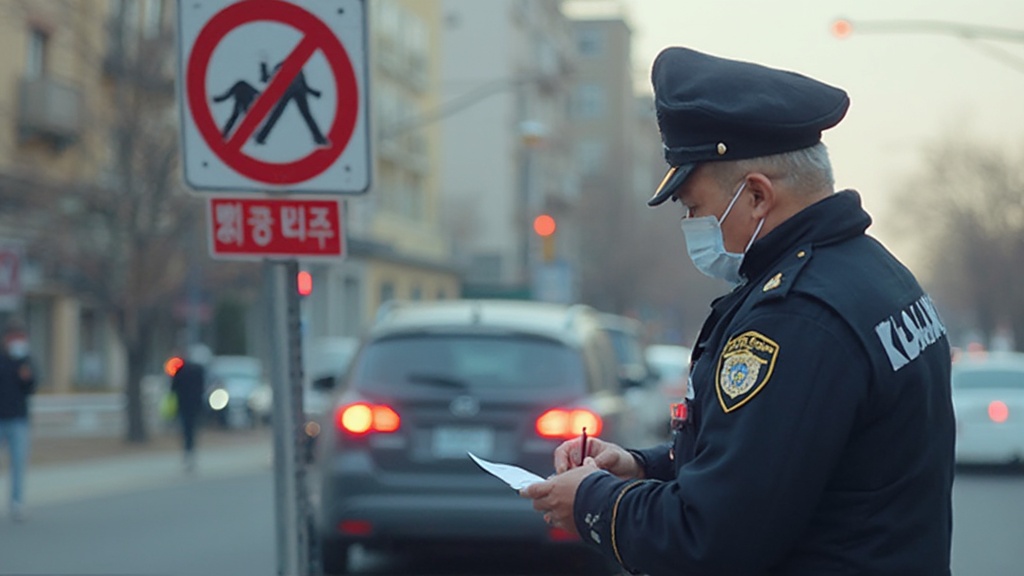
[521,47,955,575]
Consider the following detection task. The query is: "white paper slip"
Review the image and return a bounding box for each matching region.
[468,452,546,491]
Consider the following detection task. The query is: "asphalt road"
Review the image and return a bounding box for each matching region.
[0,470,578,576]
[1,444,1021,575]
[950,466,1024,575]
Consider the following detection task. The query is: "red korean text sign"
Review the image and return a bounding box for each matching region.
[208,196,345,260]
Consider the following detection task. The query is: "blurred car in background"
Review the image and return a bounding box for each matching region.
[645,343,692,412]
[596,313,653,389]
[952,350,1024,466]
[313,299,632,575]
[204,355,272,429]
[596,313,668,445]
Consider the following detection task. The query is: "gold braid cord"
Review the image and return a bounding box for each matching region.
[611,480,646,570]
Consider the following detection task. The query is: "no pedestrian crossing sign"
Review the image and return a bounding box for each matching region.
[177,0,370,194]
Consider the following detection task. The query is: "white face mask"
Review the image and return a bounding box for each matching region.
[6,338,29,360]
[679,180,765,285]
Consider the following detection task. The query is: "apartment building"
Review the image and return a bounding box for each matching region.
[0,0,467,395]
[0,0,155,392]
[437,0,580,301]
[301,0,461,342]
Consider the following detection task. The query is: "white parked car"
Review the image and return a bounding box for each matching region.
[952,351,1024,466]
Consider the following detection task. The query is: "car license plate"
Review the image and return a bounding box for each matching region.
[432,427,494,459]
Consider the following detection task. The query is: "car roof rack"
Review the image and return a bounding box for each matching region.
[564,303,592,329]
[374,300,407,325]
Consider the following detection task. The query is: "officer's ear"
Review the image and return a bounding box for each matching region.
[744,172,776,220]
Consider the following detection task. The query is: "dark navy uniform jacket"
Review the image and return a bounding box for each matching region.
[574,191,955,575]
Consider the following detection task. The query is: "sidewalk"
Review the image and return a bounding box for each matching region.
[28,425,268,467]
[2,426,275,509]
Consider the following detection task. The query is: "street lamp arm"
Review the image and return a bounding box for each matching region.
[380,76,540,140]
[838,18,1024,43]
[834,17,1024,73]
[962,40,1024,75]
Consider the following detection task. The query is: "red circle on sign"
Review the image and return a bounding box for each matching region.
[187,0,359,185]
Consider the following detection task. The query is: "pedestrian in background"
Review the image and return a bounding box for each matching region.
[0,319,36,522]
[171,344,209,473]
[521,46,955,575]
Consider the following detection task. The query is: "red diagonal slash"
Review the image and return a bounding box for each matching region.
[225,34,318,150]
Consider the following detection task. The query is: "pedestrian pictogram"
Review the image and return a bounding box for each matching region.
[253,60,328,146]
[178,0,370,194]
[211,80,260,139]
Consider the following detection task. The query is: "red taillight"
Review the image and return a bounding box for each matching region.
[337,519,373,536]
[988,401,1009,423]
[535,408,603,439]
[547,526,579,542]
[335,402,401,435]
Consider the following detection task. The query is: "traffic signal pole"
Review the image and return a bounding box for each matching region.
[264,258,315,576]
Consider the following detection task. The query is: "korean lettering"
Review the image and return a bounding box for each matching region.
[248,206,275,247]
[307,207,335,248]
[214,202,245,247]
[281,206,307,242]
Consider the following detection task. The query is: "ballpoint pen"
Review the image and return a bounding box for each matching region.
[579,426,588,466]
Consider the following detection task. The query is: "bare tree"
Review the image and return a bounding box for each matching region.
[885,136,1024,349]
[73,3,202,442]
[576,161,725,344]
[0,2,228,442]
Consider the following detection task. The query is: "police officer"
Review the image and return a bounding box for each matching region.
[520,47,955,575]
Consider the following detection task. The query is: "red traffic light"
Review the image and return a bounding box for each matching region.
[831,18,853,39]
[533,214,556,237]
[297,270,313,297]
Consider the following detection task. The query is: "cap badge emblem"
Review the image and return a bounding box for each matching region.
[716,142,727,155]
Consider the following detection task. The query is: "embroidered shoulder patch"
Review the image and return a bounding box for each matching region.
[716,331,779,413]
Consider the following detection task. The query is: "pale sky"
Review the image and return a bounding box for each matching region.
[574,0,1024,262]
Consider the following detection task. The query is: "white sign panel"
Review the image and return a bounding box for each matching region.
[177,0,370,194]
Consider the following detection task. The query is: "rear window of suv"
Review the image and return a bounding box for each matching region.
[350,334,585,392]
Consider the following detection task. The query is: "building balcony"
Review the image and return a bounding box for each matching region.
[17,76,83,146]
[103,29,176,95]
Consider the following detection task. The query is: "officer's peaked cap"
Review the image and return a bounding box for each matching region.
[648,47,850,207]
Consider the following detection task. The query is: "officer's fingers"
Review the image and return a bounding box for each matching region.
[591,449,619,470]
[594,446,635,477]
[527,490,557,514]
[588,437,620,458]
[553,441,575,473]
[519,480,552,500]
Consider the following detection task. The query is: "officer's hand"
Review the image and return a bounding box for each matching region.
[520,457,599,535]
[553,436,643,479]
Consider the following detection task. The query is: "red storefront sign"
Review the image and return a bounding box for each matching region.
[207,196,345,259]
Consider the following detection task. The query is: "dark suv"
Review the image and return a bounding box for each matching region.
[313,299,633,574]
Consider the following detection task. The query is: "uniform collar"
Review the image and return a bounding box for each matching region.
[739,190,871,283]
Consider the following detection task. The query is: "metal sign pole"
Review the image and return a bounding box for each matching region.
[265,258,311,576]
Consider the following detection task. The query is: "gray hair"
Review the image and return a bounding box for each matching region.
[708,141,835,196]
